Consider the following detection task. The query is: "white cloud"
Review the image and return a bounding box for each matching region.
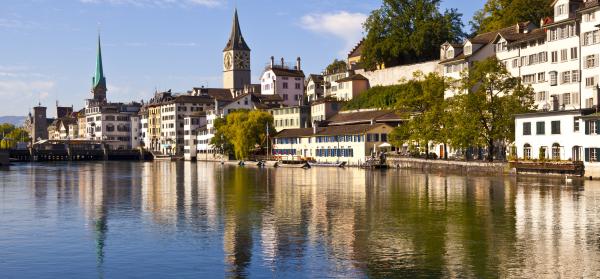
[80,0,224,7]
[300,11,367,56]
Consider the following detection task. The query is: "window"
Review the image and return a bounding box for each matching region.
[561,49,568,61]
[586,55,598,68]
[283,94,288,100]
[524,144,532,159]
[563,93,571,105]
[593,149,599,162]
[574,118,580,132]
[512,59,518,68]
[552,143,561,160]
[586,76,598,87]
[523,74,536,84]
[536,121,545,135]
[572,70,579,82]
[523,122,531,135]
[587,98,595,108]
[551,51,558,63]
[556,4,565,16]
[283,82,288,89]
[550,71,558,86]
[536,91,548,102]
[295,83,301,90]
[537,72,546,82]
[561,71,571,84]
[551,121,561,134]
[588,120,598,135]
[464,45,472,55]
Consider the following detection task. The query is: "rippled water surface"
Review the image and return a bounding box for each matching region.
[2,161,600,278]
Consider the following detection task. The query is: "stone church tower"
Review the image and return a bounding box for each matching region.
[222,9,251,91]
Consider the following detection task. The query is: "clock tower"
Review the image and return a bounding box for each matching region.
[223,9,251,90]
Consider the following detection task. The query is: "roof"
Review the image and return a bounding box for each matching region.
[310,97,342,106]
[274,123,391,138]
[327,110,406,125]
[348,39,364,58]
[205,88,234,101]
[336,74,369,83]
[173,95,215,104]
[579,0,599,11]
[93,35,106,90]
[269,67,305,78]
[223,9,250,51]
[307,74,324,84]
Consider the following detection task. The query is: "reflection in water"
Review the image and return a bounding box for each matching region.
[2,162,600,278]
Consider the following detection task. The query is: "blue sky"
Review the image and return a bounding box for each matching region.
[0,0,485,117]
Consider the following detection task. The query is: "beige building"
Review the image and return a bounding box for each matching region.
[272,123,394,165]
[310,99,342,123]
[269,106,311,132]
[332,74,370,101]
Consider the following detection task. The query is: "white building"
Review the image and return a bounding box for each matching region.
[183,113,207,160]
[260,57,305,107]
[306,74,324,102]
[84,100,142,150]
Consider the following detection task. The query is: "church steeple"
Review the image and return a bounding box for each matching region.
[223,9,250,52]
[92,34,107,102]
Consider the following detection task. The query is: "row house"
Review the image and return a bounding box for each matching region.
[305,74,324,102]
[83,100,142,150]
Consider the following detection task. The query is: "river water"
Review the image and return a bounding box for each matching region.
[1,162,600,278]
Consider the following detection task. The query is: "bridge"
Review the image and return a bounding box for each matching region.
[7,139,152,162]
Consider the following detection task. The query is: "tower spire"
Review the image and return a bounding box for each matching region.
[223,8,250,51]
[92,33,107,102]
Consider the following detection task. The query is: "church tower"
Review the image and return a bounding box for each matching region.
[92,35,107,102]
[223,9,251,90]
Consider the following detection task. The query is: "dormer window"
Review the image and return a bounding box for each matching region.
[464,45,472,55]
[447,49,454,58]
[556,4,565,16]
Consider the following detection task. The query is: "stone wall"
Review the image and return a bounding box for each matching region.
[387,156,513,176]
[356,60,442,87]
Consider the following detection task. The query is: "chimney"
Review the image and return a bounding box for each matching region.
[296,57,301,71]
[281,57,285,67]
[270,56,274,68]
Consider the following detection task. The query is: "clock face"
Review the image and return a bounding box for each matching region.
[224,52,233,70]
[234,52,250,70]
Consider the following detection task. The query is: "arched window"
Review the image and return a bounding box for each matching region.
[524,144,532,159]
[552,143,561,160]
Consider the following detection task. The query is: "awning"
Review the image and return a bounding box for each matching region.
[378,142,392,148]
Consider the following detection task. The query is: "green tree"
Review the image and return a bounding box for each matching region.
[450,57,534,162]
[470,0,552,34]
[388,72,449,159]
[0,124,29,149]
[361,0,464,70]
[211,110,274,160]
[325,59,347,74]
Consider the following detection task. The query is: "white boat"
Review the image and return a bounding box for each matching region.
[276,160,310,168]
[308,161,347,168]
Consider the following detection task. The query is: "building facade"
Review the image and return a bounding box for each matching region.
[260,57,305,107]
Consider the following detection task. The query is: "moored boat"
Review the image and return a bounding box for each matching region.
[277,160,310,168]
[308,161,347,168]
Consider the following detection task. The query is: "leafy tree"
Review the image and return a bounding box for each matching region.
[450,57,534,162]
[344,84,407,110]
[325,59,347,74]
[361,0,464,70]
[0,124,30,149]
[211,110,274,160]
[387,72,449,158]
[470,0,552,34]
[210,117,232,156]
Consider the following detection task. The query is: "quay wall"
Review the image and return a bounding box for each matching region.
[386,156,513,176]
[0,150,8,166]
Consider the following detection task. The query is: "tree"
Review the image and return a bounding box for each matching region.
[361,0,464,70]
[325,59,347,74]
[470,0,552,34]
[450,57,534,162]
[387,72,449,159]
[211,110,274,160]
[0,124,30,149]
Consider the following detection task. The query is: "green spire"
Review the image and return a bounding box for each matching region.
[93,34,106,89]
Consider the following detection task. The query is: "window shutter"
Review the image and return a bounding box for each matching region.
[586,121,590,134]
[585,148,590,162]
[597,120,600,134]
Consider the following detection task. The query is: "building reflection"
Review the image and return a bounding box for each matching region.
[56,161,600,277]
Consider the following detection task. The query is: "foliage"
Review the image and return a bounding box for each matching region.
[470,0,552,34]
[325,59,347,74]
[344,84,408,110]
[210,110,274,160]
[0,123,30,149]
[387,72,449,158]
[450,57,534,162]
[361,0,464,70]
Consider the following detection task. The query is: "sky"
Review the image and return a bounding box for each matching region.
[0,0,486,117]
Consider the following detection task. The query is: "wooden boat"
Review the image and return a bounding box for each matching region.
[308,161,347,168]
[277,160,310,168]
[153,154,174,161]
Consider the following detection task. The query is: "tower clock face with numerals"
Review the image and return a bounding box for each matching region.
[234,52,250,70]
[224,52,233,70]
